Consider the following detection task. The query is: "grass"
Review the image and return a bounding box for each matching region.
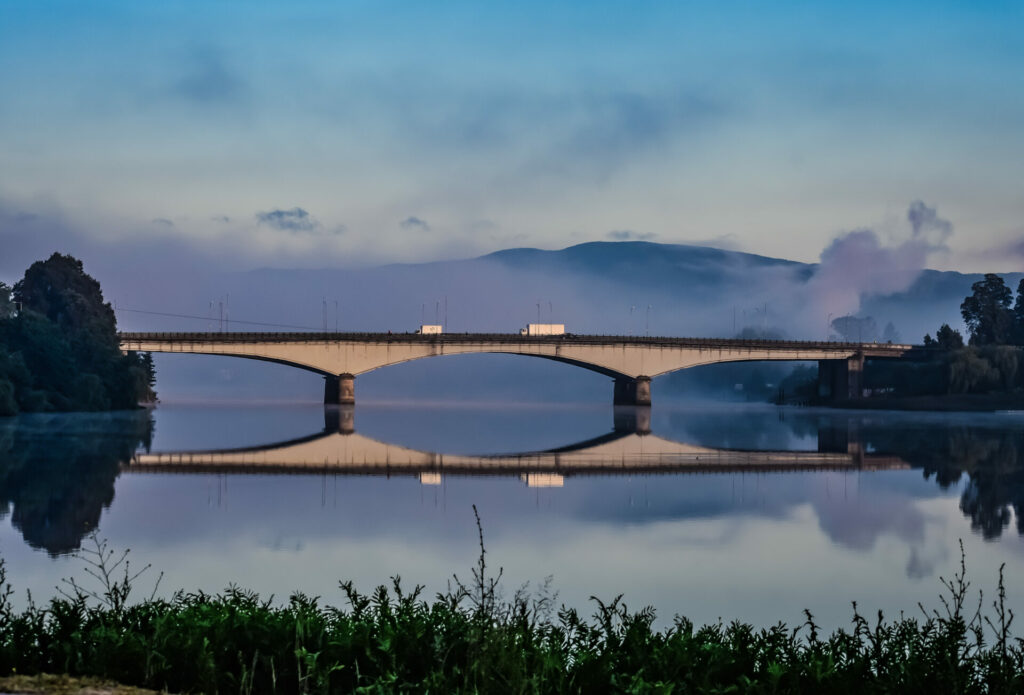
[2,508,1024,694]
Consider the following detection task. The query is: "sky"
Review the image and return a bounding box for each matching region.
[2,0,1023,273]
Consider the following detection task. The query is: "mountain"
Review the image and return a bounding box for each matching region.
[114,241,1021,402]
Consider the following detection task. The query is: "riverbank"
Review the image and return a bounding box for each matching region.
[0,675,160,695]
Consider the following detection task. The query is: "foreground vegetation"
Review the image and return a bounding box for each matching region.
[0,254,154,416]
[2,516,1024,694]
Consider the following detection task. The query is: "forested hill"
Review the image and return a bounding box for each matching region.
[0,254,155,416]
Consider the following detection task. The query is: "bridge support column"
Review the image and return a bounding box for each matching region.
[324,404,355,434]
[613,406,651,435]
[817,354,865,403]
[614,376,651,406]
[325,373,355,405]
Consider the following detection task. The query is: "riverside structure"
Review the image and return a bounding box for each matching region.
[118,331,916,406]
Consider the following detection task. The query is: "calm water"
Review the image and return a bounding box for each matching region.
[3,401,1024,630]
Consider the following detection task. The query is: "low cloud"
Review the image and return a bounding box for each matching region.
[607,230,656,241]
[799,201,955,323]
[400,216,430,232]
[256,207,319,233]
[211,215,231,223]
[152,218,174,227]
[907,200,953,247]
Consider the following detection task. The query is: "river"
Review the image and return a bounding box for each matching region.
[2,401,1023,630]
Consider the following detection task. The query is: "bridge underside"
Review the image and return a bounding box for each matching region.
[120,334,903,407]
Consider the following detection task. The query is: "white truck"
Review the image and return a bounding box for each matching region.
[416,325,443,334]
[520,323,565,336]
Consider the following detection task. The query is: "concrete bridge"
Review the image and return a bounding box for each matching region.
[118,332,915,406]
[128,406,908,484]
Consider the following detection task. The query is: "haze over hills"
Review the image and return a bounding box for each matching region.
[111,241,1021,403]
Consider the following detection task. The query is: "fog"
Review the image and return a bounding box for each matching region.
[2,199,1016,403]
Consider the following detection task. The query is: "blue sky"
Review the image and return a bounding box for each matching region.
[2,0,1023,270]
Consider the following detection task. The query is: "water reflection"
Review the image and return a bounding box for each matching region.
[0,411,153,556]
[130,406,907,479]
[2,404,1024,561]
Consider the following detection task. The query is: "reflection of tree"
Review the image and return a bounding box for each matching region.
[0,411,153,556]
[861,425,1024,540]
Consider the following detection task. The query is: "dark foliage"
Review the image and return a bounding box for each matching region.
[1014,279,1024,346]
[0,254,155,415]
[937,324,966,350]
[962,274,1014,346]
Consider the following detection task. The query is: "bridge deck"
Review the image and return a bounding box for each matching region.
[119,331,914,356]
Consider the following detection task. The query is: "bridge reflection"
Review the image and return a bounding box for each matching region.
[128,406,909,483]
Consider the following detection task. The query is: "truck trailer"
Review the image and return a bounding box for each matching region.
[520,323,565,336]
[416,325,443,334]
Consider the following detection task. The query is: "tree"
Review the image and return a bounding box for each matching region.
[935,323,965,350]
[961,273,1013,345]
[1,253,156,414]
[0,281,14,319]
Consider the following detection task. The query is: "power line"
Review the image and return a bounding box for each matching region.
[115,307,321,331]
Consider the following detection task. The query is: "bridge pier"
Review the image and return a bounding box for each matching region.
[613,376,651,406]
[324,404,355,434]
[613,406,651,435]
[324,373,355,405]
[817,354,865,402]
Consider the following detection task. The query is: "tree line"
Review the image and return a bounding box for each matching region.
[0,253,155,416]
[867,274,1024,399]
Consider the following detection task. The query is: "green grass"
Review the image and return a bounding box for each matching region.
[2,509,1023,694]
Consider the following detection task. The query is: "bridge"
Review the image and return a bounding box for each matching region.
[118,332,915,406]
[128,407,909,484]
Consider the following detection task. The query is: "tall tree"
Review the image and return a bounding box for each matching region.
[0,281,14,319]
[2,253,156,414]
[960,273,1013,345]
